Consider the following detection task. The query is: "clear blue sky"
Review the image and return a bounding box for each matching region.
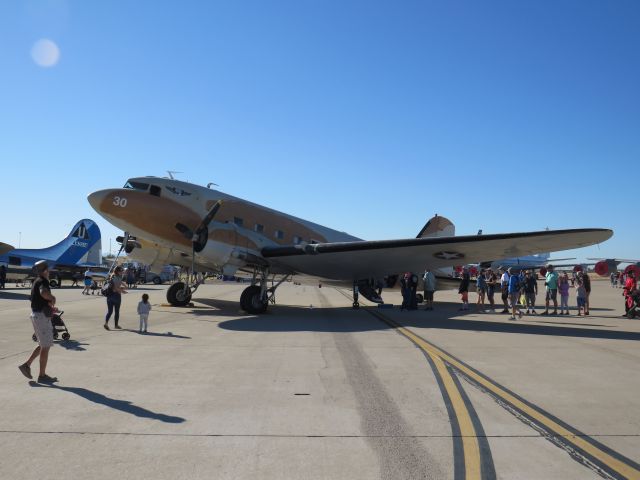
[1,1,638,263]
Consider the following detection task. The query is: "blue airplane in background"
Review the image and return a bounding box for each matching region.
[0,219,102,287]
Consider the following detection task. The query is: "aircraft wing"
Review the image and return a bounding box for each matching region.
[262,228,612,280]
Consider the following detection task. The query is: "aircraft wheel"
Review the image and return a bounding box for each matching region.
[167,282,192,307]
[49,278,59,288]
[240,286,268,314]
[153,276,162,285]
[62,332,70,341]
[53,332,59,340]
[352,302,359,309]
[32,334,37,342]
[416,293,424,304]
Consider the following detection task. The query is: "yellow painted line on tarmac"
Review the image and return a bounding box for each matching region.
[373,311,640,480]
[429,352,482,480]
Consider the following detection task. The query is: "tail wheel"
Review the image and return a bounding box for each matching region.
[240,285,268,314]
[62,332,70,340]
[167,282,192,307]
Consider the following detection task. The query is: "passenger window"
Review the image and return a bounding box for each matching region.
[9,256,21,266]
[275,230,284,240]
[233,217,244,227]
[150,185,161,197]
[254,224,264,233]
[293,236,302,245]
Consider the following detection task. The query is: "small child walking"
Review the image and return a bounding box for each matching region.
[137,293,151,333]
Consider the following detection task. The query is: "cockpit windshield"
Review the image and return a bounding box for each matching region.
[123,180,150,191]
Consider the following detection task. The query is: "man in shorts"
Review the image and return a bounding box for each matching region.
[543,264,559,315]
[18,260,58,383]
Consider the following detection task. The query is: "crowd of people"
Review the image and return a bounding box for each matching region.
[402,264,639,320]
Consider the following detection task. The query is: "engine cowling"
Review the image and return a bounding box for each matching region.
[469,266,479,277]
[624,264,640,278]
[573,265,583,273]
[594,260,610,277]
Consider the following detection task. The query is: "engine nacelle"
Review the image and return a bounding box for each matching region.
[624,264,640,278]
[539,267,547,277]
[573,265,583,273]
[469,266,479,277]
[594,260,614,277]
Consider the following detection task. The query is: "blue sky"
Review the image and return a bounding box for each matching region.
[1,1,638,263]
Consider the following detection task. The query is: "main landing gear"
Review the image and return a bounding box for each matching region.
[167,282,193,307]
[240,268,290,315]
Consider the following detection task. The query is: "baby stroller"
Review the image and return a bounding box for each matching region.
[32,310,70,342]
[626,290,640,319]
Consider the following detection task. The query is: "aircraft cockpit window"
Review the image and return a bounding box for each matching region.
[9,256,21,266]
[123,181,150,191]
[150,185,162,197]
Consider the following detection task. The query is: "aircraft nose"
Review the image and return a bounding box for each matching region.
[87,189,110,213]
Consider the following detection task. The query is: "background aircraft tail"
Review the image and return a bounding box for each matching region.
[6,219,102,267]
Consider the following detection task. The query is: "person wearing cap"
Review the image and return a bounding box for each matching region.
[623,270,637,316]
[507,267,523,320]
[542,264,559,315]
[18,260,58,383]
[422,268,436,311]
[458,266,470,311]
[582,271,591,315]
[104,265,128,330]
[523,270,538,314]
[499,267,510,313]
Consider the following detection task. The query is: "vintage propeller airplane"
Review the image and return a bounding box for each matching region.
[88,177,613,314]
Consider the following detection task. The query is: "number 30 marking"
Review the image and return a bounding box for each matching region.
[113,196,128,208]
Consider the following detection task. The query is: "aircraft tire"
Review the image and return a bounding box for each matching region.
[153,276,162,285]
[167,282,191,307]
[240,285,268,314]
[416,293,424,304]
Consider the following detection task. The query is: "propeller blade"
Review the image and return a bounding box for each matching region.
[175,223,194,240]
[195,200,223,235]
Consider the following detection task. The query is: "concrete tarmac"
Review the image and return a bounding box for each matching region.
[1,278,639,479]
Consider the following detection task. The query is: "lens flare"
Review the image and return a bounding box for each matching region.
[31,39,60,67]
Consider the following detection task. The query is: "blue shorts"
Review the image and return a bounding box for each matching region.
[577,297,586,307]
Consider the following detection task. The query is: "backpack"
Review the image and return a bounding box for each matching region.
[100,279,114,297]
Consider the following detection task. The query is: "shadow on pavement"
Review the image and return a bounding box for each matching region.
[29,383,186,423]
[0,290,31,300]
[57,340,89,351]
[204,299,640,342]
[133,330,191,339]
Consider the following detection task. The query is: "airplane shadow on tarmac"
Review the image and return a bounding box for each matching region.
[29,382,186,423]
[200,298,640,342]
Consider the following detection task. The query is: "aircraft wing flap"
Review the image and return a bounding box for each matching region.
[262,229,612,280]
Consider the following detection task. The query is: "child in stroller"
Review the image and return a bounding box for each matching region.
[32,309,70,342]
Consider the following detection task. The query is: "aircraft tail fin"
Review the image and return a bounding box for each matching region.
[7,219,102,267]
[416,215,455,238]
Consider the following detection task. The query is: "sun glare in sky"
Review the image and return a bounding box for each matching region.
[30,38,60,67]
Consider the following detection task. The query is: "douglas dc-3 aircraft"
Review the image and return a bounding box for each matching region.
[88,177,613,314]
